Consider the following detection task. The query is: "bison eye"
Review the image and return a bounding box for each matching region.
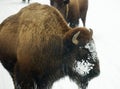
[79,47,89,55]
[77,47,91,61]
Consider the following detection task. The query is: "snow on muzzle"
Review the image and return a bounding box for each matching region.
[73,40,98,76]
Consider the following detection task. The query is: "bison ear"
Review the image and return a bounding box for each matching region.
[72,31,80,45]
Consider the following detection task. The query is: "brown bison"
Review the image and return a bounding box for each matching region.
[50,0,88,27]
[0,3,100,89]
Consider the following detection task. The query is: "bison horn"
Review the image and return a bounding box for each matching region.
[89,28,93,36]
[72,31,80,45]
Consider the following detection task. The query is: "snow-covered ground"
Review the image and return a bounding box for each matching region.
[0,0,120,89]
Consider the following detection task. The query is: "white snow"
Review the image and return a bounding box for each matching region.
[0,0,120,89]
[52,76,79,89]
[73,60,94,76]
[85,40,96,53]
[85,40,97,61]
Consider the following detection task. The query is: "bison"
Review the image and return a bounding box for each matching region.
[0,3,100,89]
[50,0,88,27]
[22,0,30,3]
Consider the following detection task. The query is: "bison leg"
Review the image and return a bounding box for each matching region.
[69,19,79,28]
[0,57,16,78]
[28,0,30,3]
[14,64,35,89]
[80,8,88,27]
[22,0,25,2]
[63,0,70,4]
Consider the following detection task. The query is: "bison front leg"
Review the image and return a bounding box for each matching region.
[69,19,79,28]
[50,0,54,5]
[14,64,35,89]
[22,0,25,2]
[28,0,30,3]
[80,8,88,27]
[0,57,17,79]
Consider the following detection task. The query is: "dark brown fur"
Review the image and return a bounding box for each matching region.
[50,0,88,27]
[0,3,99,89]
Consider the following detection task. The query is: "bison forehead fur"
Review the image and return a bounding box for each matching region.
[0,3,100,89]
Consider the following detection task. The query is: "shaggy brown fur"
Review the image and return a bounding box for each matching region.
[0,3,99,89]
[50,0,88,27]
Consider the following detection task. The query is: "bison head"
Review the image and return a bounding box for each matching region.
[63,27,100,88]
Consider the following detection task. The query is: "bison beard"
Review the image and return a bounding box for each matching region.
[0,3,100,89]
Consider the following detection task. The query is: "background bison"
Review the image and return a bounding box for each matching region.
[50,0,88,27]
[0,3,100,89]
[22,0,30,3]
